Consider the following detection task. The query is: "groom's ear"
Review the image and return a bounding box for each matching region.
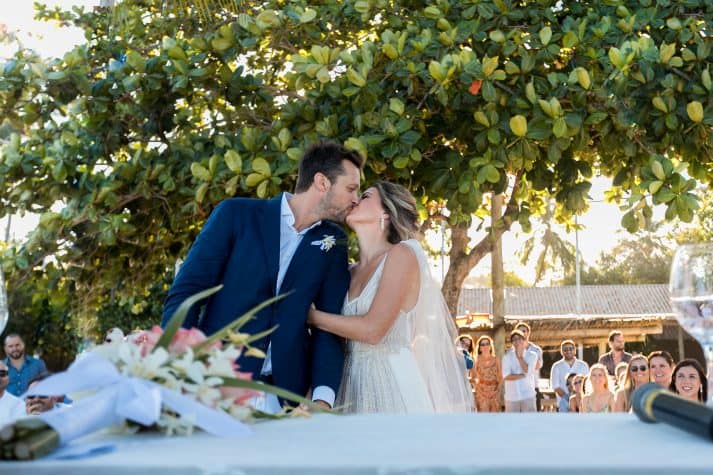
[313,172,331,192]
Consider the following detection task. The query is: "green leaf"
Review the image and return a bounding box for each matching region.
[221,377,324,411]
[252,157,271,176]
[193,292,290,353]
[224,150,242,173]
[552,117,568,138]
[190,163,212,181]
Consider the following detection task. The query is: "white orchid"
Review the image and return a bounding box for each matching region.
[311,234,336,252]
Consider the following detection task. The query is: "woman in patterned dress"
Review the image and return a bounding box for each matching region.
[474,335,502,412]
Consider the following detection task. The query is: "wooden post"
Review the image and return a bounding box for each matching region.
[678,325,686,361]
[598,342,608,359]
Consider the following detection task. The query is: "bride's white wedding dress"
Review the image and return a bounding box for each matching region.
[335,239,473,413]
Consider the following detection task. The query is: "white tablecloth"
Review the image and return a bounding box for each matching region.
[4,413,713,474]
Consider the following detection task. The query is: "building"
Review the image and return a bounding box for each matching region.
[456,284,702,373]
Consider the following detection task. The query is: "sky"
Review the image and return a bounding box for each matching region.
[0,1,656,285]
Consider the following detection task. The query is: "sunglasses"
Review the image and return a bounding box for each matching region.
[630,365,648,372]
[0,370,8,377]
[479,341,491,346]
[562,347,575,351]
[573,381,582,386]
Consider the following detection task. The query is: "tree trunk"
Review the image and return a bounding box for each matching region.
[441,173,523,317]
[491,193,505,328]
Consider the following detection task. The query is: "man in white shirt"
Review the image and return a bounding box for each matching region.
[502,329,538,412]
[515,322,543,386]
[0,361,26,425]
[550,339,589,412]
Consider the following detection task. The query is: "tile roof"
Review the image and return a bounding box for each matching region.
[457,284,674,319]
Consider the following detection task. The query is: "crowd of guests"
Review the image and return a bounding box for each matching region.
[1,326,708,424]
[457,328,708,413]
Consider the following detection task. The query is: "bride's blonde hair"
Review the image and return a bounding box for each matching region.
[371,181,420,244]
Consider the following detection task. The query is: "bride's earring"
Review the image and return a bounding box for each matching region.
[380,216,385,231]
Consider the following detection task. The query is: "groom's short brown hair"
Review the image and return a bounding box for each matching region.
[295,141,363,193]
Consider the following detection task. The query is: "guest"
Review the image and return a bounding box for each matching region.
[515,322,541,375]
[2,334,48,396]
[568,374,586,413]
[670,359,707,403]
[550,339,589,412]
[456,335,475,384]
[598,330,632,376]
[648,350,674,388]
[581,364,615,413]
[0,360,26,425]
[502,330,537,412]
[24,372,69,415]
[614,361,629,391]
[474,335,502,412]
[614,354,649,412]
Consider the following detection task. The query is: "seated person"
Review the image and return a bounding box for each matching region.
[24,371,70,415]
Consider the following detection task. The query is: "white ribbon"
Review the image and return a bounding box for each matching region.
[24,352,251,445]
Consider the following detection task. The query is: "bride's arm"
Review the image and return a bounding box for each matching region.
[309,243,419,345]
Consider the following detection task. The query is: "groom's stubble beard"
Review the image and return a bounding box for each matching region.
[317,188,352,224]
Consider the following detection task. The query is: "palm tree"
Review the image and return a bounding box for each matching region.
[518,200,577,285]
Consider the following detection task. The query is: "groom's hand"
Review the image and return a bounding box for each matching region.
[312,399,331,411]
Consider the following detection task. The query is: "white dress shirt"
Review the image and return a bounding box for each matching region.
[502,349,538,402]
[550,358,589,412]
[256,193,333,412]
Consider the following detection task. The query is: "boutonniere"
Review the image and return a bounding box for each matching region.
[311,234,336,252]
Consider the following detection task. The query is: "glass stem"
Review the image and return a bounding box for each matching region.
[706,344,713,407]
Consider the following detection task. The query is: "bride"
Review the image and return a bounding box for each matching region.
[309,181,473,413]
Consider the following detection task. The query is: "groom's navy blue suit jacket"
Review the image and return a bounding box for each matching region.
[162,194,350,399]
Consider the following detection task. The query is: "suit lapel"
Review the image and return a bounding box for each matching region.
[258,194,283,295]
[279,225,324,294]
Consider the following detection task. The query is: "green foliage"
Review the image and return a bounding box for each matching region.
[2,266,80,370]
[0,0,712,330]
[672,187,713,244]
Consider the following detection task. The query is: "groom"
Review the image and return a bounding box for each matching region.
[162,142,363,410]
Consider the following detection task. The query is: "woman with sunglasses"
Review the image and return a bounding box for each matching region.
[669,359,707,403]
[581,364,615,413]
[614,354,649,412]
[568,374,586,412]
[474,336,502,412]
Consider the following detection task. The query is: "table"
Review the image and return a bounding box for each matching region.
[4,413,713,474]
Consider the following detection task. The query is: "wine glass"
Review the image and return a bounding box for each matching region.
[0,266,8,335]
[670,243,713,406]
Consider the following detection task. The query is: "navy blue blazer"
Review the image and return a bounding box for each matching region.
[162,194,350,399]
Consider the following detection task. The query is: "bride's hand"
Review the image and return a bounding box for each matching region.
[307,304,317,325]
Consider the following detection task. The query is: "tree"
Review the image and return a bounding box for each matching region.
[517,199,577,285]
[1,0,712,332]
[560,231,673,285]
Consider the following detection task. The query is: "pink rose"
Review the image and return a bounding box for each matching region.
[130,326,163,357]
[168,327,222,354]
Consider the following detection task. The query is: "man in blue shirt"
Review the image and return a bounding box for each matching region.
[3,334,47,396]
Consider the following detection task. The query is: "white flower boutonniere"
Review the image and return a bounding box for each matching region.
[311,234,336,252]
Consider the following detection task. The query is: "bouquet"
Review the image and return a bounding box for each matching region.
[0,286,314,460]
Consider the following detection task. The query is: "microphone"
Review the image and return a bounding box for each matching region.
[632,382,713,441]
